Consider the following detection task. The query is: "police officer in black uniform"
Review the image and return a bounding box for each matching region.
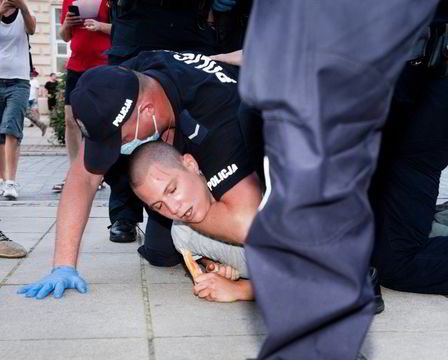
[18,50,262,299]
[370,1,448,295]
[105,0,218,261]
[105,0,252,268]
[239,1,440,359]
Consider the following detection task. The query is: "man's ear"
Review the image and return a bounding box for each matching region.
[181,153,200,174]
[139,102,154,117]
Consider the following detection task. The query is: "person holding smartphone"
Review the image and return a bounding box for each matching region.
[54,0,111,192]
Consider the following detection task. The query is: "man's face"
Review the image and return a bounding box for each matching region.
[133,157,212,223]
[121,106,157,145]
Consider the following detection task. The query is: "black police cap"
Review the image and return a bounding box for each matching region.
[70,65,139,174]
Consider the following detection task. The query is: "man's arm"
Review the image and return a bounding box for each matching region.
[190,172,262,244]
[210,50,243,66]
[54,145,103,267]
[17,144,103,299]
[10,0,36,34]
[84,19,112,34]
[59,1,82,42]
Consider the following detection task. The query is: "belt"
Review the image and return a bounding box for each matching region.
[0,78,24,85]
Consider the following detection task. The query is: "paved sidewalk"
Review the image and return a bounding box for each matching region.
[1,125,448,359]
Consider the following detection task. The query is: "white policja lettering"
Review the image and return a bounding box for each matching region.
[207,164,239,191]
[173,53,237,84]
[113,99,133,127]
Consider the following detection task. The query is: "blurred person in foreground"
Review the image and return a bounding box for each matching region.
[238,1,440,359]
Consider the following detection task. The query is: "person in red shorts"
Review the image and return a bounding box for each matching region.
[53,0,111,192]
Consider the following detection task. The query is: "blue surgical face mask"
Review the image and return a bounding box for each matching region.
[120,106,160,155]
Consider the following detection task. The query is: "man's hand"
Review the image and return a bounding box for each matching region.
[17,266,88,299]
[0,0,15,16]
[193,273,247,302]
[64,11,82,28]
[206,261,240,281]
[212,0,237,12]
[4,0,26,11]
[84,19,101,32]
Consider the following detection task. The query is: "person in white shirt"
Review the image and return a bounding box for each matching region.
[25,68,47,136]
[0,0,36,200]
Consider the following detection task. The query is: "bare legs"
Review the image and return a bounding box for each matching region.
[64,105,81,163]
[0,135,20,181]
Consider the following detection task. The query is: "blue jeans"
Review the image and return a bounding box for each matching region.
[0,79,30,143]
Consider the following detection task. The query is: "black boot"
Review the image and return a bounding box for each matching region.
[109,220,137,243]
[370,267,385,315]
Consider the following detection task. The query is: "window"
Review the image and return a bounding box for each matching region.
[51,7,70,74]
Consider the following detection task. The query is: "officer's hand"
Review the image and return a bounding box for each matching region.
[212,0,237,12]
[17,266,88,299]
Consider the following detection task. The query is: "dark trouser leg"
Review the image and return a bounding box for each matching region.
[105,155,144,225]
[239,1,438,359]
[138,209,182,267]
[371,65,448,294]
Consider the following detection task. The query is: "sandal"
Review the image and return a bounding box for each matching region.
[97,179,106,191]
[52,181,65,193]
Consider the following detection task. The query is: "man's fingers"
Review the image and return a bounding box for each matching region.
[17,283,35,294]
[224,266,233,279]
[193,281,209,294]
[197,287,212,299]
[194,272,215,283]
[206,263,217,272]
[24,285,43,298]
[75,279,88,294]
[231,270,240,281]
[53,282,66,299]
[36,283,54,299]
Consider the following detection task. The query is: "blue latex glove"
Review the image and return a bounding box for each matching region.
[212,0,237,12]
[17,266,88,299]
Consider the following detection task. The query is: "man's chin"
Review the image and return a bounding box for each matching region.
[189,209,207,223]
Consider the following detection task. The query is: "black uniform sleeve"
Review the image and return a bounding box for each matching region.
[186,120,255,200]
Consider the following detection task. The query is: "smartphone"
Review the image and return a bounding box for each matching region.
[68,5,80,17]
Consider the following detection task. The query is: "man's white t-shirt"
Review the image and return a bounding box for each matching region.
[29,78,40,101]
[0,10,34,80]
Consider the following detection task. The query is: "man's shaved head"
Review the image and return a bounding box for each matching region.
[129,142,184,189]
[130,142,213,223]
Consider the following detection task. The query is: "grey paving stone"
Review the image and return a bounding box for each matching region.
[32,231,140,255]
[0,217,54,233]
[0,258,20,281]
[144,263,191,284]
[0,205,107,219]
[362,331,448,360]
[148,283,266,338]
[0,155,110,202]
[0,232,43,252]
[48,217,111,235]
[0,206,57,218]
[0,338,150,360]
[0,284,146,340]
[154,335,264,360]
[370,288,448,332]
[6,252,141,285]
